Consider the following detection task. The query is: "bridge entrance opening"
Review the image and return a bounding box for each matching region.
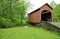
[41,10,52,22]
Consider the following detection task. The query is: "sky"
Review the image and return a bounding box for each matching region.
[27,0,60,14]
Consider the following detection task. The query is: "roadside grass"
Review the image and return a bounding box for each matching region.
[0,27,60,39]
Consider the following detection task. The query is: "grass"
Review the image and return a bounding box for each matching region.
[0,27,60,39]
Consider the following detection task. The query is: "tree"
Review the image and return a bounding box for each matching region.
[53,4,60,22]
[0,0,30,27]
[11,0,30,25]
[50,1,57,9]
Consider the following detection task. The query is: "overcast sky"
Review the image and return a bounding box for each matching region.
[27,0,60,14]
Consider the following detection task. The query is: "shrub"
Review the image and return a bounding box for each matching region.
[0,17,16,28]
[22,20,28,26]
[11,17,21,26]
[11,17,28,26]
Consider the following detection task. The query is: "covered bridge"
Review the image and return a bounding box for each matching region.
[28,3,53,23]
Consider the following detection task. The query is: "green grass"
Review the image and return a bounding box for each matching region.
[0,27,60,39]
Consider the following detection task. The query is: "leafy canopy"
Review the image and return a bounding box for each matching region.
[53,4,60,22]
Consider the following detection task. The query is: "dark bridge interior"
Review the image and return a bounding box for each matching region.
[41,10,51,22]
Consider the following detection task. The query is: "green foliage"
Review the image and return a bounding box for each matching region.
[0,0,30,28]
[53,4,60,22]
[11,17,21,26]
[50,1,57,9]
[22,16,28,26]
[0,17,16,28]
[22,20,28,26]
[50,1,60,22]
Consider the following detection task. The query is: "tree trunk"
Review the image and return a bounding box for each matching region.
[2,0,4,17]
[10,0,12,18]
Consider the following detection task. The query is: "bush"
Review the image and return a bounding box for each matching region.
[11,17,28,26]
[11,17,21,26]
[0,17,16,28]
[0,16,28,28]
[22,20,28,26]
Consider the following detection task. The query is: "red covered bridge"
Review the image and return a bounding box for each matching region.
[28,3,53,23]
